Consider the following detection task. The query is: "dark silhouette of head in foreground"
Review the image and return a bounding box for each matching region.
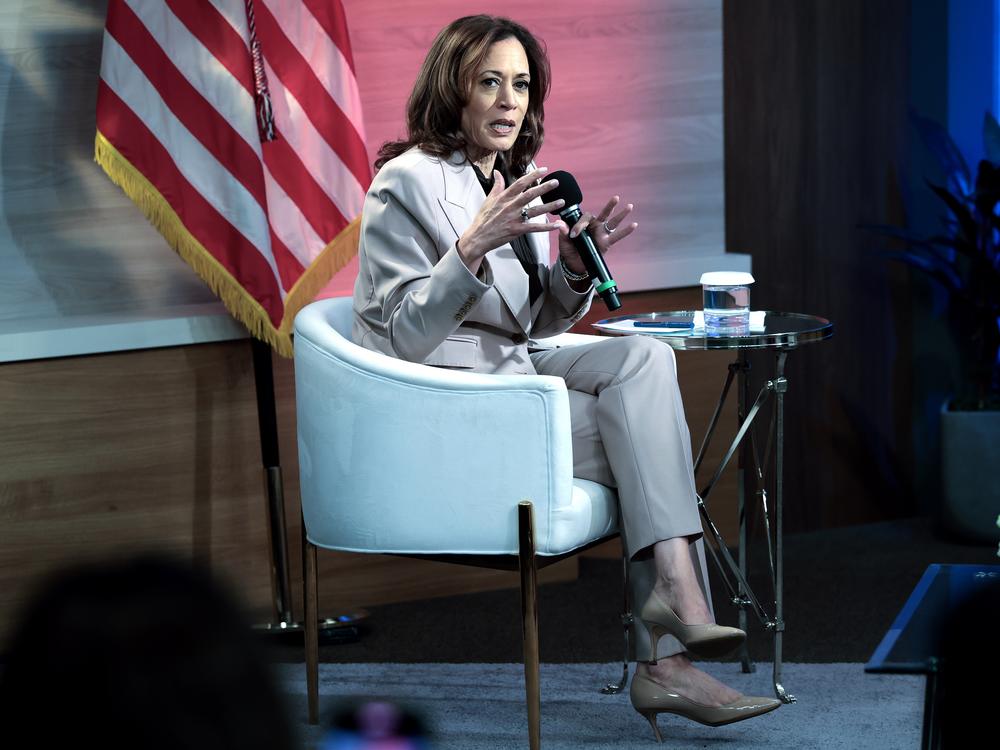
[0,555,294,749]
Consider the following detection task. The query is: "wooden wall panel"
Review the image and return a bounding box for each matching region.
[0,343,272,638]
[723,0,913,530]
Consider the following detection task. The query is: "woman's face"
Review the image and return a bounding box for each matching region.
[460,37,530,159]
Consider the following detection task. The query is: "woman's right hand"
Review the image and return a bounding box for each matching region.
[457,167,566,274]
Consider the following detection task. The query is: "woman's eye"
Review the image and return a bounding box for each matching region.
[481,78,500,89]
[514,80,530,92]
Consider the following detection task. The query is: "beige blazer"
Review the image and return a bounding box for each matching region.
[352,148,593,374]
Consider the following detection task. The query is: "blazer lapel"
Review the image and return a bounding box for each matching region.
[437,154,531,333]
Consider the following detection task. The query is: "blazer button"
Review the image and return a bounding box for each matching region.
[511,333,528,345]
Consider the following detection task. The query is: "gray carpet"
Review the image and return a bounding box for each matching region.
[273,518,997,667]
[278,662,924,749]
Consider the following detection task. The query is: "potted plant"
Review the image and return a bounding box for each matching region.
[870,112,1000,543]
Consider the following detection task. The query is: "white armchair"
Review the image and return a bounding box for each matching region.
[294,296,620,748]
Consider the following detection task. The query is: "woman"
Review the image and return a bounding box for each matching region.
[353,15,780,740]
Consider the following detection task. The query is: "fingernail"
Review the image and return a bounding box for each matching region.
[570,228,578,238]
[538,167,548,173]
[556,199,565,206]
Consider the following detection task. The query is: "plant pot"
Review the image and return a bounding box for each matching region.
[940,402,1000,543]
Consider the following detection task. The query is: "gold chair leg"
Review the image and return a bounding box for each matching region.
[305,538,320,725]
[518,501,541,750]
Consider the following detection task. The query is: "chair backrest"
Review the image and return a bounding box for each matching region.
[293,297,576,556]
[315,295,354,339]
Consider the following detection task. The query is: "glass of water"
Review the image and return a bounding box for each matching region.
[700,272,755,335]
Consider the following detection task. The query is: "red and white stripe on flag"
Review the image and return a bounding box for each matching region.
[95,0,370,356]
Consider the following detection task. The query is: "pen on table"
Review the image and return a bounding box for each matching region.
[632,320,695,329]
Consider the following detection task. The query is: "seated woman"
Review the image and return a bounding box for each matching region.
[352,14,780,740]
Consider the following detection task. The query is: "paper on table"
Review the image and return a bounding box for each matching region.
[597,311,767,334]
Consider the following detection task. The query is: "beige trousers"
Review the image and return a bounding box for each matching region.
[530,335,714,661]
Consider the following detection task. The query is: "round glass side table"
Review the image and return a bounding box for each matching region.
[594,311,834,703]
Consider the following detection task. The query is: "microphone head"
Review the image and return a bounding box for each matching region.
[544,170,583,208]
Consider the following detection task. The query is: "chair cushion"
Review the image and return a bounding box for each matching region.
[545,478,619,555]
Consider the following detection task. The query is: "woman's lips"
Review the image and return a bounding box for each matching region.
[489,119,516,135]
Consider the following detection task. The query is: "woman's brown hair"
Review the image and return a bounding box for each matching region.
[375,15,551,175]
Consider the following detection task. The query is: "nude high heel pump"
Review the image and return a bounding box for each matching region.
[640,589,745,661]
[630,672,781,741]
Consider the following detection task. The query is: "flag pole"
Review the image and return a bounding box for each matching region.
[251,337,295,627]
[250,338,366,641]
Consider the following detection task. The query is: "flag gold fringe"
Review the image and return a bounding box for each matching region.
[94,130,361,357]
[280,212,361,340]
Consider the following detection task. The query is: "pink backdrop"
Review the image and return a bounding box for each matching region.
[320,0,724,297]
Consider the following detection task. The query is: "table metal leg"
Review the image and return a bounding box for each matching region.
[689,348,797,702]
[695,380,773,634]
[699,495,768,621]
[772,351,794,703]
[694,363,738,476]
[737,353,754,674]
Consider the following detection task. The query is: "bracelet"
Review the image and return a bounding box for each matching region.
[559,258,590,282]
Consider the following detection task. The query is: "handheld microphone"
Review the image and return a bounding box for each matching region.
[544,170,621,311]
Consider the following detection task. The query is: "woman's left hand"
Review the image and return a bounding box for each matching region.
[557,195,637,275]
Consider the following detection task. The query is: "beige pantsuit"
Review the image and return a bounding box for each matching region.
[530,336,715,660]
[353,148,712,660]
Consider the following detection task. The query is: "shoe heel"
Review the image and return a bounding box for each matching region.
[639,711,663,743]
[644,621,666,663]
[640,589,746,660]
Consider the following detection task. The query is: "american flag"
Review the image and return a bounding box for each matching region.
[95,0,370,356]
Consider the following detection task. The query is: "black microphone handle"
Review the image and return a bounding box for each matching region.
[561,207,622,311]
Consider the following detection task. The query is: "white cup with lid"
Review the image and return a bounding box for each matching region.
[700,271,755,335]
